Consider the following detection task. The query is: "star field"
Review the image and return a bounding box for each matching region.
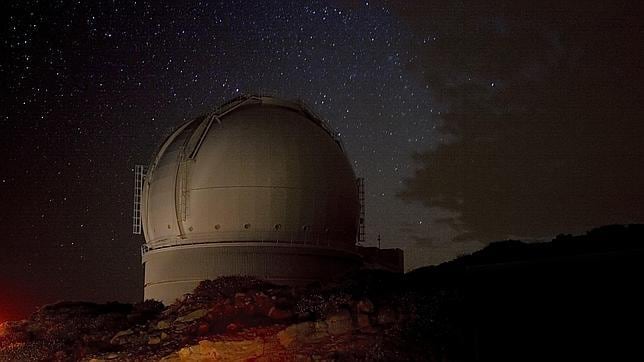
[1,0,452,319]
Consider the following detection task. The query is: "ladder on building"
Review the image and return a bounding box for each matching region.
[133,165,148,235]
[357,177,365,244]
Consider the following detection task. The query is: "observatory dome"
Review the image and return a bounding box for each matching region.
[140,95,361,303]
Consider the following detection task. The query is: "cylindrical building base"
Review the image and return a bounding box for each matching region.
[142,242,361,304]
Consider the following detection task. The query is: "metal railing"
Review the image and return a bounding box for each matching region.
[132,165,147,234]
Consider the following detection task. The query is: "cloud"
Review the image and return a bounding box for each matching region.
[395,1,644,242]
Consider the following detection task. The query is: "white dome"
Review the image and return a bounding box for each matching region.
[140,95,362,303]
[141,95,359,247]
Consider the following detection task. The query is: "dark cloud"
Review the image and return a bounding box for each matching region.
[398,222,436,246]
[395,1,644,242]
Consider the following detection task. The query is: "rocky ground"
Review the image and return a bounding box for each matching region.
[6,225,638,361]
[0,272,463,361]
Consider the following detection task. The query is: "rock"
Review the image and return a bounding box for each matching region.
[175,308,208,323]
[242,303,256,315]
[234,292,247,304]
[159,353,179,361]
[277,324,302,347]
[222,303,236,318]
[295,353,312,362]
[277,321,330,347]
[254,292,274,314]
[148,336,161,345]
[164,338,264,361]
[326,310,352,335]
[267,306,293,320]
[376,307,397,325]
[205,311,217,322]
[155,320,171,330]
[110,329,134,345]
[357,299,374,314]
[357,313,371,329]
[88,353,119,362]
[173,324,187,333]
[0,273,455,361]
[313,320,329,333]
[25,323,43,335]
[0,322,12,337]
[197,323,209,335]
[175,294,188,304]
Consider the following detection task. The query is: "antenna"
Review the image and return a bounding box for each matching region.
[132,164,148,235]
[357,177,365,244]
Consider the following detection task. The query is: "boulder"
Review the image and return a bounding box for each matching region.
[175,309,208,323]
[357,313,371,329]
[278,324,300,347]
[110,329,134,345]
[155,320,171,330]
[148,336,161,345]
[254,292,274,314]
[326,310,352,336]
[376,307,397,325]
[277,321,330,347]
[197,323,209,335]
[268,306,293,320]
[357,299,375,314]
[233,292,247,304]
[164,338,264,361]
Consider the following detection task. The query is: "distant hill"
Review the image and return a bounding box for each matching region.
[409,223,644,274]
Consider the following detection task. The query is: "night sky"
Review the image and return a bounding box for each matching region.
[1,0,642,321]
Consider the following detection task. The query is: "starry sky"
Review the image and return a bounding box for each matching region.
[1,0,642,321]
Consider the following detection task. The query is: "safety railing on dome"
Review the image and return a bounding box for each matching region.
[132,165,148,235]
